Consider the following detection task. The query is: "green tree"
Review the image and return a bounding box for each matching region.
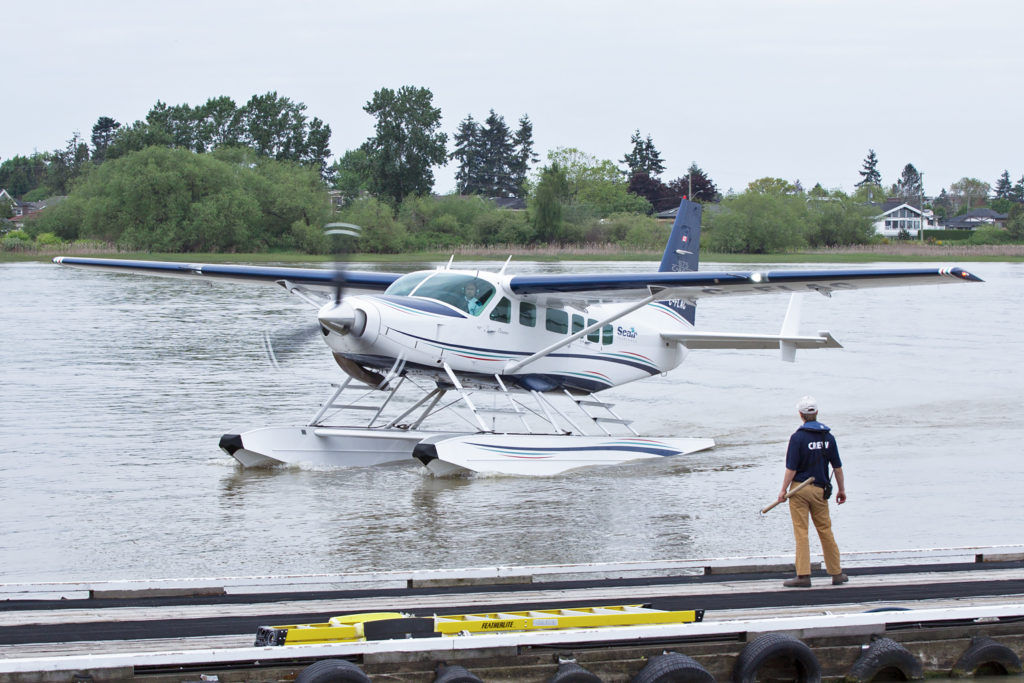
[238,92,331,169]
[329,148,372,207]
[622,130,665,177]
[90,116,121,164]
[196,96,243,151]
[335,196,409,253]
[949,177,991,213]
[704,192,810,253]
[531,162,568,242]
[856,149,882,187]
[545,147,650,219]
[105,119,174,160]
[746,177,799,195]
[806,195,875,247]
[1006,203,1024,240]
[0,154,49,197]
[361,85,448,205]
[994,170,1013,199]
[32,146,331,252]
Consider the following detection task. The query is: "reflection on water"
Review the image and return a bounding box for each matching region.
[1,260,1022,582]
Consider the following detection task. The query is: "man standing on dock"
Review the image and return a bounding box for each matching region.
[778,396,848,588]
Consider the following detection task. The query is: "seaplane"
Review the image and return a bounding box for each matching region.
[54,199,981,476]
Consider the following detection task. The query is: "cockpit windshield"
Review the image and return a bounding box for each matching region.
[384,272,495,316]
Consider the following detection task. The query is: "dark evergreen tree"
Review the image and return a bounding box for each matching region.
[667,163,718,203]
[893,163,924,201]
[856,149,882,187]
[510,114,538,198]
[47,132,91,194]
[628,171,675,212]
[450,115,484,195]
[622,130,665,177]
[90,116,121,164]
[480,109,515,197]
[1010,175,1024,203]
[994,170,1013,199]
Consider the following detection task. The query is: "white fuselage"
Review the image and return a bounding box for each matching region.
[318,268,689,393]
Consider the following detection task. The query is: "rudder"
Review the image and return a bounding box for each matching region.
[658,198,702,324]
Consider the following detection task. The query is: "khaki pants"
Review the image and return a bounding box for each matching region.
[788,481,842,576]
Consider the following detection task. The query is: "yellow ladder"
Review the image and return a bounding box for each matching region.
[256,604,704,646]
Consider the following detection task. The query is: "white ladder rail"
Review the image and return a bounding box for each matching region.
[442,362,490,432]
[536,391,585,435]
[564,390,639,436]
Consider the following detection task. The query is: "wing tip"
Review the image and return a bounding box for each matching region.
[946,266,984,283]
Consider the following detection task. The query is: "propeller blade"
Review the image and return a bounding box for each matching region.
[262,323,321,369]
[324,222,361,304]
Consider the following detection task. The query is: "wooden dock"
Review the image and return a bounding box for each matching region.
[2,546,1024,682]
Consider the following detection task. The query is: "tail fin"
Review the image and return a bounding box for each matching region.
[658,199,702,324]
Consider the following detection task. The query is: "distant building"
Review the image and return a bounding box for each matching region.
[942,207,1008,230]
[872,199,937,238]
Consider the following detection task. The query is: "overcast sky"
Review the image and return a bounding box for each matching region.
[4,0,1022,196]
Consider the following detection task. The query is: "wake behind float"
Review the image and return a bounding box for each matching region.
[255,604,705,646]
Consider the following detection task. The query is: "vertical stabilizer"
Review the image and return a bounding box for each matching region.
[658,199,702,324]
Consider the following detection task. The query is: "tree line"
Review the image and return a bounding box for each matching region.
[3,86,1023,254]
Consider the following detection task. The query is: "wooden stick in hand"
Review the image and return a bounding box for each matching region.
[760,476,815,514]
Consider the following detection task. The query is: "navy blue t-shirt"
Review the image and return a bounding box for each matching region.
[786,420,842,486]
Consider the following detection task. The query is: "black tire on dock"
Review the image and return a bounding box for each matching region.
[295,659,371,683]
[845,637,923,682]
[549,661,603,683]
[434,663,484,683]
[951,636,1023,677]
[631,652,714,683]
[731,633,821,683]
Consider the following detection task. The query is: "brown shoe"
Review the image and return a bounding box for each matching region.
[783,576,811,588]
[831,573,849,585]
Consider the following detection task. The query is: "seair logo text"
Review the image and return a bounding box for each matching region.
[617,326,638,339]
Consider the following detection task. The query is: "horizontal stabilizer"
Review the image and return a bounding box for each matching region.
[662,330,842,351]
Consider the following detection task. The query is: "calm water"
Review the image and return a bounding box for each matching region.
[1,259,1021,583]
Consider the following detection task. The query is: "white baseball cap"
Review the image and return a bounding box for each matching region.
[796,395,818,415]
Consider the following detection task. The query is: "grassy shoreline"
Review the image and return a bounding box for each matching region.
[4,243,1024,264]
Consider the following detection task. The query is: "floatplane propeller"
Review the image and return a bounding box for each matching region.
[53,200,982,476]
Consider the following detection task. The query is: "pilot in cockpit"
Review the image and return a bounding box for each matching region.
[462,282,483,315]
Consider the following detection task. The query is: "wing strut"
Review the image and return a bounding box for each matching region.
[504,292,661,374]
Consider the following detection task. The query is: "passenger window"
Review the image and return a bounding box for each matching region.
[546,308,569,334]
[602,324,613,345]
[586,318,599,343]
[519,302,536,327]
[571,314,584,334]
[490,297,511,323]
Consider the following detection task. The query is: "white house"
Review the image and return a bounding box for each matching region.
[873,201,937,238]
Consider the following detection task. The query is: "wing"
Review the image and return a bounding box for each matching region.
[508,266,982,305]
[53,257,400,294]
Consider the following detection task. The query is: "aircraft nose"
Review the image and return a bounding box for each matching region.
[318,301,367,337]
